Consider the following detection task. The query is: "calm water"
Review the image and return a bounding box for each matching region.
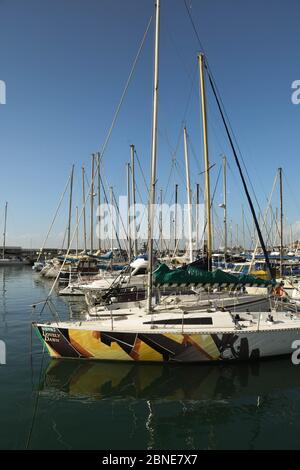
[1,266,300,450]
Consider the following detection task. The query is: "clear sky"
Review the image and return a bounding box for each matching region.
[1,0,300,249]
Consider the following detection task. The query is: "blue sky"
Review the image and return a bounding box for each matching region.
[1,0,300,248]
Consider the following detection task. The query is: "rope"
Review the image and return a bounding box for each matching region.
[183,0,268,247]
[206,67,272,278]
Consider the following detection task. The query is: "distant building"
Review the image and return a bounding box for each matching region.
[0,246,22,254]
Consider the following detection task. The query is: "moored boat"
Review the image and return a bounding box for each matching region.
[33,308,300,362]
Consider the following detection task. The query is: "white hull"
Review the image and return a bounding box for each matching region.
[33,309,300,362]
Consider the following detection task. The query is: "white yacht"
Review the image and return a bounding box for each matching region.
[33,307,300,362]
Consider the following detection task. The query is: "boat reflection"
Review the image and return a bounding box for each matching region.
[1,269,7,329]
[40,358,300,402]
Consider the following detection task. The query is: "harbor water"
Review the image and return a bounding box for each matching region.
[1,266,300,450]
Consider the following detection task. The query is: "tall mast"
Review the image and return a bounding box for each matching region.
[97,152,101,252]
[81,166,87,252]
[275,207,278,249]
[207,64,273,278]
[127,162,132,261]
[130,144,138,257]
[222,155,227,258]
[147,0,161,312]
[67,164,74,251]
[2,202,7,259]
[76,206,79,256]
[198,53,212,270]
[183,127,193,263]
[110,186,114,253]
[159,188,163,254]
[242,205,245,252]
[90,154,95,253]
[279,167,283,276]
[174,183,178,252]
[196,183,200,253]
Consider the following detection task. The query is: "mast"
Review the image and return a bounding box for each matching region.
[130,145,138,257]
[67,164,74,251]
[2,202,7,259]
[206,66,273,279]
[147,0,160,312]
[279,167,283,276]
[159,189,163,254]
[90,154,95,253]
[196,183,200,254]
[198,53,212,270]
[127,162,132,261]
[222,155,227,258]
[174,183,178,252]
[76,206,79,256]
[81,166,87,252]
[242,205,245,252]
[275,207,278,249]
[110,186,114,253]
[97,152,101,252]
[183,127,193,263]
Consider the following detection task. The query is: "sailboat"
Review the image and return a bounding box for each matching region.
[33,0,300,363]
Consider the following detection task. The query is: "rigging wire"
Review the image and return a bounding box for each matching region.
[97,15,153,219]
[207,67,272,277]
[37,15,154,315]
[98,15,152,161]
[183,0,267,231]
[249,171,278,270]
[129,162,148,241]
[198,163,222,248]
[36,171,72,263]
[134,149,149,195]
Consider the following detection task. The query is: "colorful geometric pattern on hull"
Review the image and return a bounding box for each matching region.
[34,324,264,362]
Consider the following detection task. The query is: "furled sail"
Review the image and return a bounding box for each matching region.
[153,263,274,287]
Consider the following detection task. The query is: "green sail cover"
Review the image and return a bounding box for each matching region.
[235,273,275,286]
[153,263,274,287]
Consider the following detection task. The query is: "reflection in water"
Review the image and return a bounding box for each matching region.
[1,269,7,329]
[2,266,300,449]
[41,358,300,402]
[39,359,300,449]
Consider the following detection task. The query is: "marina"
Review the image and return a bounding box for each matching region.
[1,265,300,450]
[2,0,300,453]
